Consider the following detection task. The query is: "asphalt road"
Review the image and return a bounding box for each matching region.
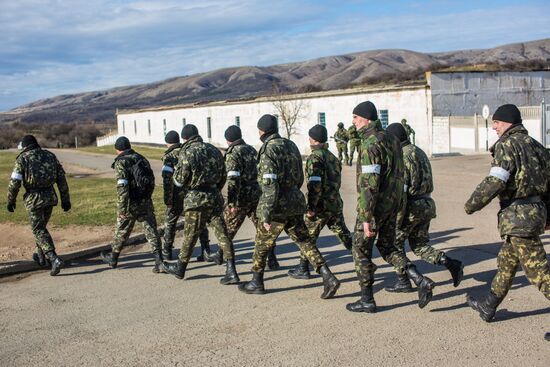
[1,152,549,366]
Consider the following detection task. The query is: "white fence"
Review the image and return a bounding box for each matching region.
[96,132,119,147]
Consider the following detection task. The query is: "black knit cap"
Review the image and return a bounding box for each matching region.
[181,124,199,140]
[257,114,278,134]
[353,101,378,121]
[20,135,38,148]
[224,125,242,142]
[492,104,522,125]
[386,123,409,144]
[337,122,344,128]
[165,130,180,144]
[309,124,328,143]
[114,136,131,151]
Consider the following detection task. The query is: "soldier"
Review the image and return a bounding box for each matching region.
[347,124,361,166]
[161,130,211,262]
[384,123,463,292]
[7,135,70,276]
[464,104,550,328]
[333,122,349,164]
[162,124,239,285]
[101,137,164,273]
[347,101,435,313]
[239,114,340,298]
[288,124,352,279]
[401,119,415,145]
[208,125,279,270]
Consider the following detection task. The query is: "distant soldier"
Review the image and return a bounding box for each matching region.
[464,104,550,329]
[288,124,352,279]
[101,137,164,273]
[208,125,279,270]
[347,101,435,313]
[163,125,239,285]
[239,114,340,298]
[332,122,349,164]
[7,135,70,276]
[161,131,211,261]
[385,123,463,292]
[347,124,361,166]
[401,119,415,144]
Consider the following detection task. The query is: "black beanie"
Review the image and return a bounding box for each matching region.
[353,101,378,121]
[224,125,242,142]
[492,104,522,125]
[337,122,344,128]
[257,114,278,134]
[309,124,328,143]
[181,124,199,140]
[20,135,38,148]
[386,123,409,144]
[165,130,180,144]
[114,136,131,151]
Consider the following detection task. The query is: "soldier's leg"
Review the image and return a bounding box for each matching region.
[337,145,343,162]
[29,207,55,253]
[138,208,164,273]
[326,212,353,250]
[287,214,327,279]
[385,218,415,293]
[101,213,136,268]
[210,211,240,285]
[224,205,249,241]
[178,211,207,263]
[163,200,183,259]
[247,205,279,270]
[196,225,212,262]
[513,236,550,300]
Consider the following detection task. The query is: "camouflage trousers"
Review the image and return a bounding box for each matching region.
[112,208,161,254]
[224,202,258,240]
[490,235,550,300]
[348,140,361,164]
[395,198,442,272]
[28,206,55,253]
[251,215,325,273]
[297,211,352,260]
[163,200,209,249]
[179,208,234,263]
[352,215,411,288]
[336,143,348,163]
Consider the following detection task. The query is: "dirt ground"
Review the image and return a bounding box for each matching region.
[1,152,549,367]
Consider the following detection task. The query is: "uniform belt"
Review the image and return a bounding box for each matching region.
[499,196,541,210]
[408,194,431,201]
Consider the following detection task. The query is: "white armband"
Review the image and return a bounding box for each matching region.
[361,164,381,174]
[11,172,22,181]
[403,184,408,193]
[263,173,277,180]
[309,176,322,182]
[489,167,510,183]
[228,171,241,177]
[117,179,128,186]
[162,165,174,173]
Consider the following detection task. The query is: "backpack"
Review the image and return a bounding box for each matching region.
[129,156,155,199]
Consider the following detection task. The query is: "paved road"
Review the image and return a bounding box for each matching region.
[1,153,549,366]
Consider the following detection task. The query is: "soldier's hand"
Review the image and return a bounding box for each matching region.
[62,202,71,212]
[118,212,128,220]
[263,222,272,231]
[306,210,316,219]
[363,222,376,238]
[228,206,238,214]
[7,202,15,212]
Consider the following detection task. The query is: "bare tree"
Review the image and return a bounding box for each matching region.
[271,85,309,139]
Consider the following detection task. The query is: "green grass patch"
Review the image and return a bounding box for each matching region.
[78,145,165,161]
[0,151,166,226]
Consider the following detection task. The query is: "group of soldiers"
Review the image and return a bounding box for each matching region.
[6,101,550,340]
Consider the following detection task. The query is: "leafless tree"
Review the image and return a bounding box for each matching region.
[270,86,309,139]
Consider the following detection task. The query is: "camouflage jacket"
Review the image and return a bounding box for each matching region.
[403,123,415,138]
[348,125,361,144]
[174,135,225,212]
[356,121,404,225]
[112,149,154,215]
[256,133,307,223]
[161,143,182,206]
[306,143,343,214]
[7,145,70,210]
[333,127,349,145]
[224,139,260,208]
[465,124,550,237]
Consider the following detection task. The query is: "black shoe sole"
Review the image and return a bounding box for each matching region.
[288,272,311,280]
[238,284,265,294]
[346,303,376,313]
[385,287,415,293]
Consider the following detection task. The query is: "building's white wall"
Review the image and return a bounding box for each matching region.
[432,116,450,154]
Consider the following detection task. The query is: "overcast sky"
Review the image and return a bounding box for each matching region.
[1,0,549,111]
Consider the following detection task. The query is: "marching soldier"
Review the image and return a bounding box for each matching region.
[7,135,70,276]
[347,124,361,166]
[401,119,415,145]
[333,122,349,164]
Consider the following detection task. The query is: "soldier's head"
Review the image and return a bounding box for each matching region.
[401,118,407,125]
[352,101,378,130]
[19,135,38,150]
[164,130,180,147]
[308,124,327,146]
[386,123,409,144]
[337,122,344,129]
[114,136,131,154]
[181,124,199,142]
[224,125,242,146]
[257,114,278,141]
[492,104,522,137]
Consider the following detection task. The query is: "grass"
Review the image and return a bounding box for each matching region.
[0,151,166,226]
[78,145,166,161]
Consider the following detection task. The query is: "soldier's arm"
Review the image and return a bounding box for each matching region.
[161,156,175,206]
[306,155,323,212]
[55,159,71,207]
[173,152,191,193]
[115,160,131,216]
[225,153,241,207]
[464,144,511,214]
[257,151,279,224]
[7,159,23,208]
[357,140,382,223]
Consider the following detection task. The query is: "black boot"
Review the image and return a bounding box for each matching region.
[152,251,164,274]
[238,271,265,294]
[163,259,187,279]
[32,248,50,267]
[267,247,280,270]
[342,238,352,251]
[439,254,464,287]
[385,273,414,293]
[196,241,212,262]
[207,249,224,265]
[45,251,64,276]
[545,332,550,341]
[162,244,173,261]
[405,264,435,309]
[346,286,377,313]
[220,258,240,285]
[288,258,310,279]
[101,251,120,269]
[319,264,340,299]
[466,291,504,322]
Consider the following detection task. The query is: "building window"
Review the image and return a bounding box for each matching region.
[235,116,240,127]
[318,112,326,126]
[122,120,125,134]
[379,110,389,129]
[163,119,167,136]
[182,118,186,127]
[134,120,137,135]
[207,117,212,139]
[147,120,151,136]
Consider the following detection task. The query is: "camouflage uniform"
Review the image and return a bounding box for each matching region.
[402,120,416,145]
[347,125,361,165]
[7,145,70,254]
[333,126,349,163]
[465,124,550,301]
